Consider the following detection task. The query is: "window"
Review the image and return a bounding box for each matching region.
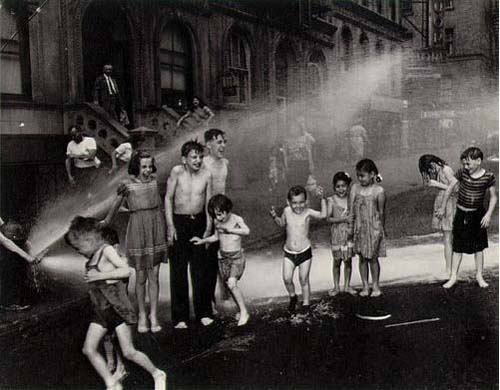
[376,0,383,13]
[159,24,192,109]
[306,50,326,99]
[360,32,369,58]
[224,30,251,105]
[444,0,454,10]
[341,27,353,72]
[445,28,454,55]
[0,5,31,97]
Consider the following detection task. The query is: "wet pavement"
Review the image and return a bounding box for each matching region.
[0,228,498,389]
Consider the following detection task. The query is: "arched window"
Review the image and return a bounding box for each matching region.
[375,39,384,55]
[341,26,353,71]
[223,28,251,104]
[306,50,326,98]
[359,31,369,58]
[159,23,192,109]
[0,3,31,97]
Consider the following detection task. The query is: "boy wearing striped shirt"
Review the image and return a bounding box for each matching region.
[437,147,497,289]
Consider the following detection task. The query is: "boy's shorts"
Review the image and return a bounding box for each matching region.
[452,207,489,254]
[218,249,246,282]
[284,245,312,267]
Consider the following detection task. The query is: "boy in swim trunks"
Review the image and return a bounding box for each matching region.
[191,194,250,326]
[270,185,327,312]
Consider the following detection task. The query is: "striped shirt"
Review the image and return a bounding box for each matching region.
[455,168,496,209]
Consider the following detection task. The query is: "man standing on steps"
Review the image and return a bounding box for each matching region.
[202,129,230,313]
[92,63,122,120]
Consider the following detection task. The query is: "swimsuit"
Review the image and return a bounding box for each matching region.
[218,249,246,282]
[284,245,312,267]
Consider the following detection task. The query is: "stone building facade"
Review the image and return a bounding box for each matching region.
[0,0,409,221]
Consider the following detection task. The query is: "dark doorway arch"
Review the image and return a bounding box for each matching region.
[82,0,133,122]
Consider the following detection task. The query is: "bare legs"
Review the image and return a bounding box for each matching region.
[358,256,381,297]
[135,265,162,333]
[282,258,312,307]
[443,251,489,288]
[226,277,250,326]
[443,231,452,277]
[330,257,356,296]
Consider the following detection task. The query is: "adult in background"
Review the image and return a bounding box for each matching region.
[93,63,123,120]
[109,133,145,174]
[348,118,367,162]
[176,96,215,128]
[282,115,316,187]
[66,126,101,186]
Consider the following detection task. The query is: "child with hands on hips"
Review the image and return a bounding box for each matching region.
[190,194,251,326]
[270,185,327,312]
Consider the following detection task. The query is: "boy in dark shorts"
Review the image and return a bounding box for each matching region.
[437,147,497,288]
[191,194,250,326]
[270,186,327,312]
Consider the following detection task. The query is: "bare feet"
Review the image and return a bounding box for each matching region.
[237,312,250,326]
[235,312,241,321]
[137,315,149,333]
[370,288,382,298]
[153,369,167,390]
[328,288,340,297]
[477,276,489,288]
[150,316,162,333]
[112,364,128,384]
[345,287,358,296]
[288,295,298,312]
[174,321,188,329]
[443,278,457,289]
[359,288,370,297]
[200,317,214,326]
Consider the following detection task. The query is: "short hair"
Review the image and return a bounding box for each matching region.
[128,151,157,176]
[181,140,204,157]
[101,227,119,246]
[287,185,307,201]
[208,194,233,218]
[418,154,446,177]
[332,171,352,187]
[64,216,101,248]
[461,147,483,161]
[0,220,27,244]
[204,128,225,143]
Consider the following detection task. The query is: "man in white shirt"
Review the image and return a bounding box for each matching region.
[92,64,122,120]
[66,127,101,186]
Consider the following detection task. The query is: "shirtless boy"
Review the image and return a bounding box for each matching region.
[203,129,230,310]
[191,194,250,326]
[270,185,327,312]
[165,140,213,329]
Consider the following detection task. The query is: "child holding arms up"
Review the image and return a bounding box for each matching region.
[191,194,251,326]
[327,172,356,296]
[437,147,497,289]
[349,159,386,297]
[270,185,327,312]
[65,217,166,390]
[418,154,457,277]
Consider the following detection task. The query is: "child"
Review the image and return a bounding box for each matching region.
[102,151,167,333]
[270,185,327,312]
[165,140,213,329]
[65,217,166,390]
[349,159,386,297]
[190,194,251,326]
[327,172,356,296]
[438,147,497,289]
[418,154,457,277]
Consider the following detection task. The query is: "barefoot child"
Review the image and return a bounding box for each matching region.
[438,147,497,289]
[102,152,167,334]
[65,217,166,390]
[191,194,250,326]
[349,159,386,297]
[418,154,457,277]
[165,140,214,329]
[270,185,327,312]
[327,172,356,296]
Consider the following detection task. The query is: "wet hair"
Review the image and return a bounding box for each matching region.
[64,216,101,248]
[128,151,157,176]
[101,227,120,246]
[208,194,233,218]
[0,220,27,245]
[181,140,204,157]
[287,185,307,201]
[418,154,446,179]
[356,159,382,183]
[332,171,352,187]
[204,128,225,143]
[188,96,207,110]
[461,147,483,161]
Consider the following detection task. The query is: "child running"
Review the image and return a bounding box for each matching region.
[102,151,167,334]
[270,185,327,312]
[437,147,497,288]
[65,217,166,390]
[418,154,457,277]
[349,159,386,297]
[327,172,356,296]
[190,194,251,326]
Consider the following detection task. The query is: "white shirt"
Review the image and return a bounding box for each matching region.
[114,142,132,162]
[67,137,101,168]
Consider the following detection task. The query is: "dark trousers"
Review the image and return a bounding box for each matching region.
[206,242,221,302]
[169,214,212,323]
